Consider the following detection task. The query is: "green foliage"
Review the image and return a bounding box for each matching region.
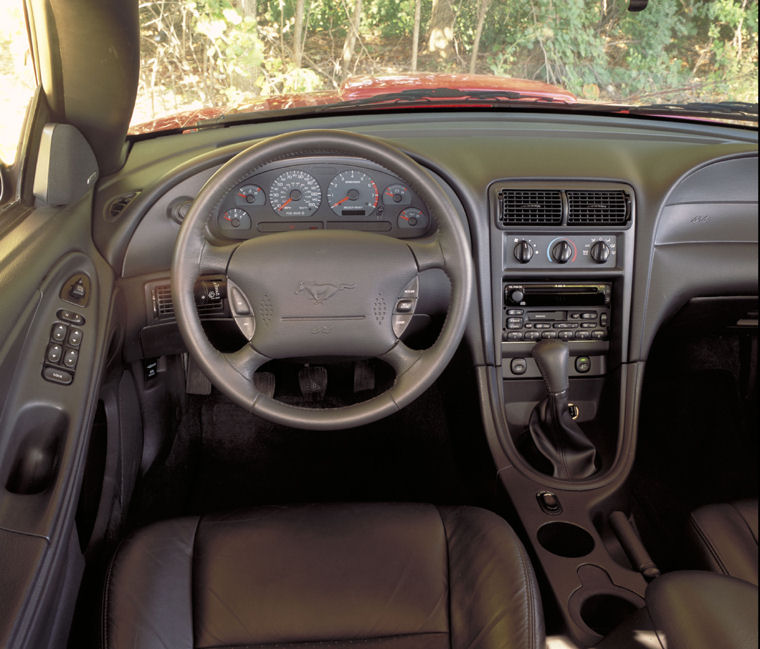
[133,0,759,126]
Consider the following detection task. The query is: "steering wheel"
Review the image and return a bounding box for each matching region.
[172,130,473,430]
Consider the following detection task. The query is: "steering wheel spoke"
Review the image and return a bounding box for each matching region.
[199,241,238,274]
[223,344,269,381]
[407,237,446,271]
[380,342,424,377]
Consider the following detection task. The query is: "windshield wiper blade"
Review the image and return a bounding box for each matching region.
[624,101,758,122]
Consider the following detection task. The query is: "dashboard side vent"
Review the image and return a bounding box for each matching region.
[150,282,224,320]
[499,189,562,226]
[566,190,629,225]
[107,191,140,219]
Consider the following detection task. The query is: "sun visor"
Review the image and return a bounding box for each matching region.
[33,123,98,207]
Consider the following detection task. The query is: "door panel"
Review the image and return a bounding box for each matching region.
[0,192,114,648]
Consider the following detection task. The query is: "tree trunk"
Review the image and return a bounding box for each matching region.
[468,0,491,73]
[412,0,421,71]
[240,0,256,21]
[235,0,259,93]
[427,0,456,60]
[342,0,362,74]
[294,0,305,68]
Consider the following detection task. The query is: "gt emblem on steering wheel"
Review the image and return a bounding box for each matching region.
[296,281,356,304]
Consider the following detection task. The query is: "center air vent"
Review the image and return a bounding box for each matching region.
[567,190,629,225]
[499,189,563,226]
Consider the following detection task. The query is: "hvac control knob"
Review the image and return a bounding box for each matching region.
[513,240,534,264]
[590,241,611,264]
[551,240,573,264]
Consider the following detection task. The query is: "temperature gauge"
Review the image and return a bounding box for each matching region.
[219,208,252,232]
[383,184,411,206]
[398,208,429,231]
[236,184,265,205]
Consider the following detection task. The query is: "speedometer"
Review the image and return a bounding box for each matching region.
[327,170,379,217]
[269,170,321,217]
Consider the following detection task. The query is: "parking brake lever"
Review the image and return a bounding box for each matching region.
[528,340,597,480]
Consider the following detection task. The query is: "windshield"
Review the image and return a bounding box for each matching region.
[130,0,758,134]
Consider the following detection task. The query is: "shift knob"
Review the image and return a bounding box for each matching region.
[532,339,569,394]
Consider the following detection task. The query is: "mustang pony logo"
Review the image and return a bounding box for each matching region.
[295,281,356,304]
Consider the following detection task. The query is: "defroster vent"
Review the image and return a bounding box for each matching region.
[499,189,562,226]
[567,190,629,225]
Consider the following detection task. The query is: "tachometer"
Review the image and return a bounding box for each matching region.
[270,170,321,217]
[327,170,379,217]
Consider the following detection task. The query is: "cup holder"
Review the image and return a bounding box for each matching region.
[579,593,639,636]
[537,521,595,558]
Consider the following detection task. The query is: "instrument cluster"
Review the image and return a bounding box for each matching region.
[212,158,431,240]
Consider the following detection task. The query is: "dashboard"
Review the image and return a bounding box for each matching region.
[88,113,756,378]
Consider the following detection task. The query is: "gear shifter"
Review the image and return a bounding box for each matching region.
[528,340,597,479]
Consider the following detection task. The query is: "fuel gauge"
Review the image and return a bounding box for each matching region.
[219,208,252,232]
[236,184,266,205]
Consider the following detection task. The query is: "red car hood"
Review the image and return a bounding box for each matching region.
[129,73,577,135]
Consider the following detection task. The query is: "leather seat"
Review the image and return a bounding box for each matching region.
[689,499,758,585]
[103,503,544,649]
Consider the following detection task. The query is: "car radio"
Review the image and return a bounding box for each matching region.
[502,282,611,342]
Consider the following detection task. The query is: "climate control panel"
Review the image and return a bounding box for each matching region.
[504,234,618,270]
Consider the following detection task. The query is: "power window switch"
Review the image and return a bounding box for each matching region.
[68,327,83,347]
[51,323,68,343]
[46,344,63,364]
[63,349,79,369]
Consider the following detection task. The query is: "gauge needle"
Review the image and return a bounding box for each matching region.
[224,213,232,221]
[237,192,247,198]
[332,196,349,208]
[399,213,409,220]
[277,198,292,211]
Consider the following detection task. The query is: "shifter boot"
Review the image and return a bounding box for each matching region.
[528,393,597,479]
[528,340,597,479]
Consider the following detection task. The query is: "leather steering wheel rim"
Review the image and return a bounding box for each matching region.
[172,129,473,430]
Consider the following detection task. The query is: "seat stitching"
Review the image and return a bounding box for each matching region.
[688,515,729,575]
[435,505,454,649]
[101,537,129,649]
[510,525,536,649]
[729,502,759,545]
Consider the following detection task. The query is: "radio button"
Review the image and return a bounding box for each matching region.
[542,331,559,339]
[569,312,583,320]
[581,323,596,329]
[592,330,607,340]
[506,331,524,341]
[525,331,541,341]
[576,331,592,340]
[600,313,609,327]
[507,309,524,316]
[559,331,574,341]
[507,318,523,329]
[535,323,552,329]
[581,312,597,320]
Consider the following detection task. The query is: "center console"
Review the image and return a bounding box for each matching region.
[484,179,644,646]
